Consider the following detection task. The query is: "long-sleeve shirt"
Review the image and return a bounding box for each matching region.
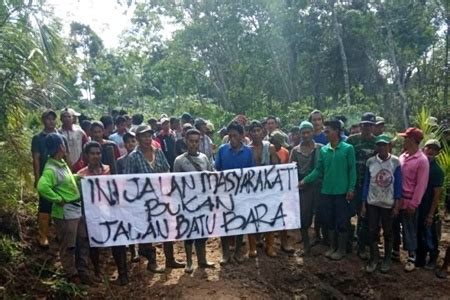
[362,154,402,209]
[125,146,170,174]
[37,157,81,219]
[303,141,356,195]
[398,150,429,210]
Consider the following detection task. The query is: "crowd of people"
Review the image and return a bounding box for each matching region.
[32,107,450,286]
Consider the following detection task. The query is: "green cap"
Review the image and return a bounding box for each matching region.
[269,130,289,148]
[299,121,313,132]
[375,134,391,144]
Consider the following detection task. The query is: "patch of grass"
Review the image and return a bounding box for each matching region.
[0,236,21,265]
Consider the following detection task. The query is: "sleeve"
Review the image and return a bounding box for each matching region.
[303,149,323,184]
[81,131,88,146]
[347,145,357,193]
[158,149,170,172]
[113,144,121,160]
[362,167,370,202]
[173,157,182,172]
[215,147,223,171]
[410,157,430,208]
[37,168,63,204]
[431,165,445,188]
[124,154,135,174]
[393,165,402,200]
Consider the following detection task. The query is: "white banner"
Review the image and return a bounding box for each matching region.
[81,163,301,247]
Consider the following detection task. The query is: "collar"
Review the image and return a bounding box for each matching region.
[48,157,67,167]
[325,140,343,150]
[402,149,423,160]
[228,143,245,153]
[376,153,391,162]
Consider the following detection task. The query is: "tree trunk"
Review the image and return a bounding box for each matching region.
[444,7,449,107]
[330,1,351,106]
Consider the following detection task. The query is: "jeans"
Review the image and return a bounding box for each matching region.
[367,205,393,245]
[400,210,419,256]
[318,194,351,233]
[417,216,440,265]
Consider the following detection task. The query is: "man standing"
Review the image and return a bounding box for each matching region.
[32,109,59,248]
[109,116,128,156]
[397,127,429,272]
[215,122,255,264]
[416,139,444,270]
[89,121,121,173]
[374,117,385,136]
[60,108,88,172]
[173,129,215,273]
[248,121,281,257]
[290,121,323,256]
[300,120,356,261]
[309,110,328,145]
[155,117,177,171]
[346,112,377,260]
[361,135,402,273]
[194,118,214,162]
[125,125,185,273]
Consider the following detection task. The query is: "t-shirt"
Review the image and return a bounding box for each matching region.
[175,139,187,156]
[419,159,444,217]
[31,130,58,175]
[276,147,290,164]
[313,132,328,145]
[215,143,255,171]
[346,134,376,189]
[60,126,88,171]
[109,132,127,156]
[173,152,213,172]
[155,131,176,170]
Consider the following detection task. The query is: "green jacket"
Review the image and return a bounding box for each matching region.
[303,141,357,195]
[37,157,81,219]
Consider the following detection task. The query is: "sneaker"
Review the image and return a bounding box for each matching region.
[404,260,416,272]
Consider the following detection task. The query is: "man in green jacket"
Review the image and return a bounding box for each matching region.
[37,133,91,284]
[300,119,357,261]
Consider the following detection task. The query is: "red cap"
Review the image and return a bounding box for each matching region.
[398,127,424,143]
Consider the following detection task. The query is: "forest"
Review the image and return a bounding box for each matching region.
[0,0,449,298]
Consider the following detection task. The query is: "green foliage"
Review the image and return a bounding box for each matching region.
[50,278,87,299]
[0,237,21,265]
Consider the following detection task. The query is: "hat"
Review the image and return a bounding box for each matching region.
[398,127,424,143]
[424,139,441,149]
[181,112,192,121]
[160,113,168,119]
[290,126,300,133]
[248,120,263,131]
[375,134,391,144]
[427,117,438,127]
[45,133,64,156]
[233,114,248,126]
[299,121,314,131]
[205,121,215,132]
[324,119,342,131]
[135,125,154,135]
[60,108,80,117]
[269,131,289,148]
[160,117,170,124]
[360,112,376,124]
[194,118,207,127]
[42,109,57,119]
[375,116,385,125]
[183,123,193,130]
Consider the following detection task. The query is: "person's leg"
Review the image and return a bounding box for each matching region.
[415,212,427,268]
[54,218,78,278]
[401,210,419,272]
[233,235,245,263]
[366,204,380,273]
[380,207,394,273]
[248,234,258,257]
[220,236,231,265]
[331,195,351,261]
[184,239,194,274]
[436,246,450,279]
[139,243,164,273]
[37,197,52,248]
[164,242,185,268]
[265,232,277,257]
[195,238,214,268]
[355,189,369,260]
[111,246,128,285]
[319,195,336,258]
[424,217,439,270]
[299,187,314,256]
[129,244,140,263]
[392,215,401,261]
[76,218,93,284]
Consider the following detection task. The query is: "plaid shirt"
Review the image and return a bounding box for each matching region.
[125,146,170,174]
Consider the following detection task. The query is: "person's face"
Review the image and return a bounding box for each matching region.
[311,114,323,130]
[137,132,153,148]
[171,121,180,131]
[376,143,389,157]
[90,126,104,141]
[104,125,113,136]
[61,113,73,127]
[402,136,415,151]
[186,133,200,153]
[324,126,338,140]
[291,131,301,145]
[228,129,242,148]
[350,126,361,135]
[124,137,137,152]
[423,145,439,159]
[117,122,127,133]
[301,128,313,143]
[373,124,384,136]
[87,146,102,166]
[266,119,277,133]
[162,121,170,132]
[360,123,374,135]
[43,116,56,131]
[250,127,263,141]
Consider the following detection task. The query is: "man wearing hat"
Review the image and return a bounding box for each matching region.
[194,118,214,162]
[290,121,323,256]
[374,116,385,136]
[396,127,429,272]
[60,108,88,172]
[416,139,444,270]
[361,134,402,273]
[125,125,185,273]
[301,119,356,261]
[155,117,177,171]
[347,112,377,260]
[32,109,59,248]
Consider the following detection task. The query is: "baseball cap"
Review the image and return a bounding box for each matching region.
[375,134,391,144]
[269,130,289,148]
[360,112,376,124]
[375,116,385,125]
[160,117,170,124]
[135,125,154,135]
[299,121,314,131]
[194,118,207,127]
[398,127,424,143]
[424,139,441,149]
[42,109,57,119]
[60,108,81,117]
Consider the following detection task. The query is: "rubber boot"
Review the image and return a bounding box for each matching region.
[234,235,245,263]
[365,242,379,273]
[90,247,102,281]
[139,244,164,273]
[380,239,392,273]
[265,233,277,257]
[325,230,337,258]
[300,229,311,257]
[184,242,194,274]
[220,237,231,265]
[425,251,439,271]
[37,213,50,248]
[331,232,347,261]
[248,234,258,258]
[112,246,129,285]
[164,242,185,268]
[196,240,214,268]
[129,244,140,263]
[281,231,295,253]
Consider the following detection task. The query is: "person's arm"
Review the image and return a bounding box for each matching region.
[347,145,357,193]
[409,158,430,209]
[158,149,170,172]
[37,169,63,205]
[302,149,323,185]
[214,147,222,171]
[173,157,182,172]
[393,165,402,200]
[32,152,41,188]
[425,167,444,227]
[269,144,280,164]
[124,154,134,174]
[361,167,371,203]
